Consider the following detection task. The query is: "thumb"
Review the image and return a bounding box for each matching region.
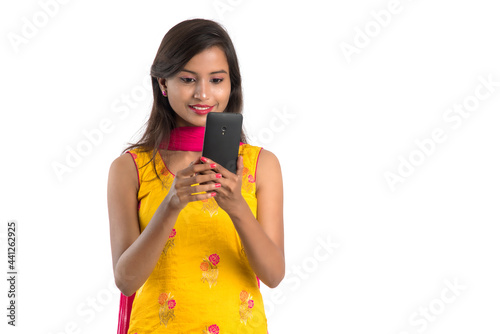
[236,155,244,178]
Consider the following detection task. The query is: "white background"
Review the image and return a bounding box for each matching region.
[1,0,499,333]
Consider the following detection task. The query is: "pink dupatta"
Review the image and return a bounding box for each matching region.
[117,293,135,334]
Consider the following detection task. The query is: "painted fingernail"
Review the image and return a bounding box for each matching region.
[200,156,208,163]
[210,163,216,168]
[215,173,222,179]
[211,192,217,197]
[215,183,221,188]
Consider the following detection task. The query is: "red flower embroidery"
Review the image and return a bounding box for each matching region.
[167,299,176,309]
[209,253,220,266]
[208,324,219,334]
[202,324,220,334]
[248,300,254,309]
[239,290,254,324]
[201,254,220,288]
[241,165,256,193]
[159,292,176,327]
[169,228,176,238]
[162,229,176,255]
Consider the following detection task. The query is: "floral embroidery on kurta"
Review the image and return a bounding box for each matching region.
[158,292,176,327]
[241,166,255,193]
[201,197,219,217]
[162,228,176,254]
[239,290,254,324]
[200,254,220,288]
[202,324,220,334]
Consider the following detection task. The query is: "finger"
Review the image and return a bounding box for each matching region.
[176,172,222,188]
[200,157,219,171]
[211,185,229,198]
[189,192,217,202]
[198,168,216,176]
[199,157,236,178]
[188,158,207,168]
[191,162,218,174]
[177,162,215,178]
[189,182,221,194]
[177,187,217,202]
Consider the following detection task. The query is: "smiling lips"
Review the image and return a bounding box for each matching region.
[189,104,214,115]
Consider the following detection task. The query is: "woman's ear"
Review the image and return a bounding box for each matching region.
[157,78,168,97]
[157,77,166,90]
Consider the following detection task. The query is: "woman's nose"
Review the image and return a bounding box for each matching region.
[194,80,209,100]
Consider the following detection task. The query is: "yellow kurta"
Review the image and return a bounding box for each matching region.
[126,144,268,334]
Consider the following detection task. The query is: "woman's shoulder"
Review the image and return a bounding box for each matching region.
[243,146,281,189]
[110,147,155,183]
[239,144,280,168]
[123,147,153,161]
[256,148,281,172]
[239,143,261,152]
[252,147,282,196]
[108,151,141,192]
[110,150,137,171]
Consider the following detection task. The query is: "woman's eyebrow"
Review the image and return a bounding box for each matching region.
[180,69,228,75]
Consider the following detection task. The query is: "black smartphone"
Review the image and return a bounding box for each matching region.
[202,112,243,174]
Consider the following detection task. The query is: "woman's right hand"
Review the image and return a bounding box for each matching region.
[109,154,220,296]
[164,159,221,212]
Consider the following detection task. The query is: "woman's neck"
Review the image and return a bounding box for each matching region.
[158,126,205,175]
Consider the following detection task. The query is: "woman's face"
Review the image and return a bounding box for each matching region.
[160,46,231,127]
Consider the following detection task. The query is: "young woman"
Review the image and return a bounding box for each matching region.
[107,19,284,333]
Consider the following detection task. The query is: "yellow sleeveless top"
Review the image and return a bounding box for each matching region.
[126,144,268,334]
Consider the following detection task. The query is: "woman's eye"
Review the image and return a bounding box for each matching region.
[180,77,195,83]
[211,78,224,84]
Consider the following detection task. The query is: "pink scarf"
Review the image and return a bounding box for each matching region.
[159,126,244,151]
[160,126,206,151]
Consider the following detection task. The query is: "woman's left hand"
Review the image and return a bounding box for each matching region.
[200,155,246,214]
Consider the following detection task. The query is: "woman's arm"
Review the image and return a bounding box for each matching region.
[108,153,221,296]
[206,149,285,288]
[108,153,177,296]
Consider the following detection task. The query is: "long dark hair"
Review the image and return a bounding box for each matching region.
[122,19,246,184]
